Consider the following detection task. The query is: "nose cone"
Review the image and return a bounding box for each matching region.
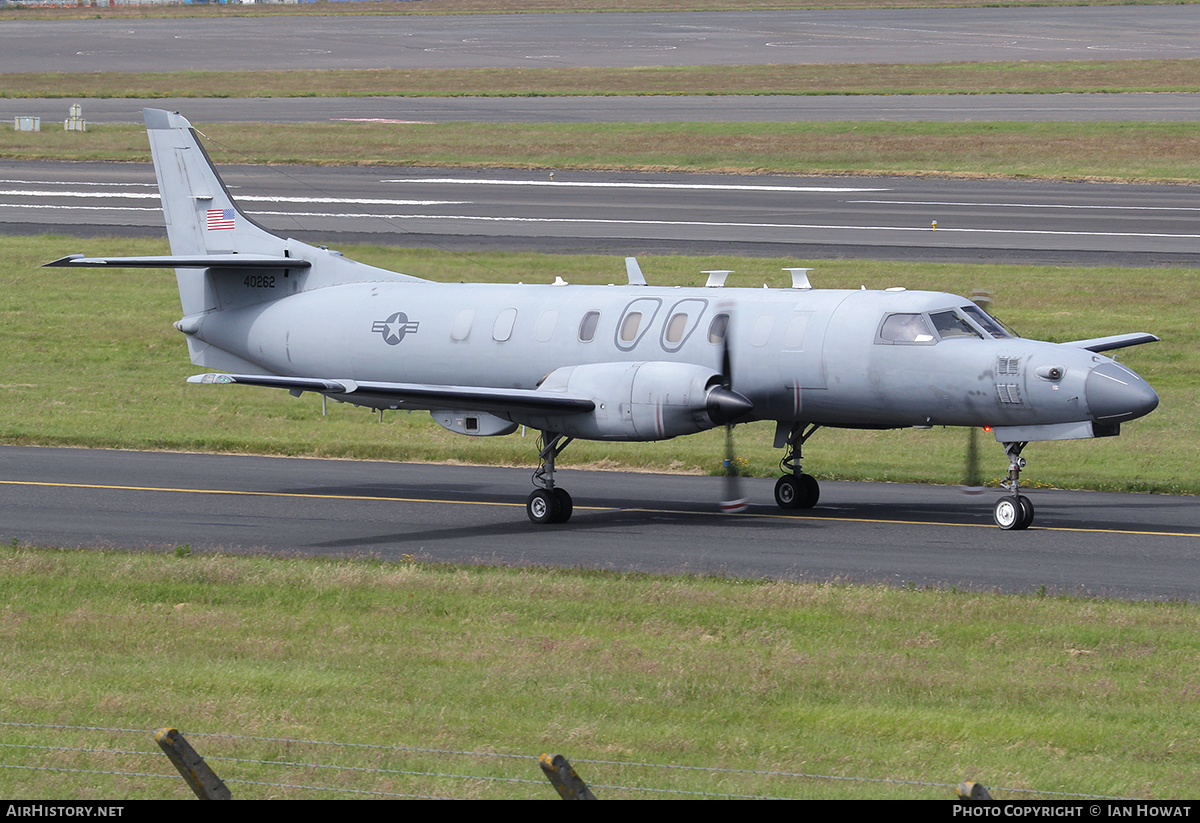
[1086,361,1159,423]
[706,386,754,426]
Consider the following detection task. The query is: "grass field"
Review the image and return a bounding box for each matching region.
[7,59,1200,99]
[5,120,1200,182]
[2,547,1198,799]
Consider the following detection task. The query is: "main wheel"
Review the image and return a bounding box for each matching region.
[798,473,820,509]
[552,488,573,523]
[774,474,820,510]
[527,489,561,525]
[774,475,800,509]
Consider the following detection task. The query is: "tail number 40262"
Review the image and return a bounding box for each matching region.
[244,275,276,289]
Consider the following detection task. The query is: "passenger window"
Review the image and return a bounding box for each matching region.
[615,298,661,350]
[879,313,935,344]
[620,312,642,343]
[493,308,517,342]
[930,310,982,340]
[535,310,558,343]
[783,313,810,349]
[578,311,599,343]
[660,298,707,353]
[451,309,474,342]
[708,313,729,344]
[750,314,774,347]
[665,313,688,344]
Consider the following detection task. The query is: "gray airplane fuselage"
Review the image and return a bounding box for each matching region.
[185,272,1142,438]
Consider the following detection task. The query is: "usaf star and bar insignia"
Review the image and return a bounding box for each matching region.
[371,312,420,345]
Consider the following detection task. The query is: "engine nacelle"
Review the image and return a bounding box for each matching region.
[516,361,750,441]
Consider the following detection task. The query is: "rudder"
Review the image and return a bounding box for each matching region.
[145,108,284,259]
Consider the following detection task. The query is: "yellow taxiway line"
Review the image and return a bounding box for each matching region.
[2,479,1197,539]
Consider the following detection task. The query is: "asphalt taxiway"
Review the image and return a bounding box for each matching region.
[2,446,1197,601]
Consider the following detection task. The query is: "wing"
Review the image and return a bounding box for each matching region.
[45,254,309,270]
[187,373,596,417]
[1064,332,1160,353]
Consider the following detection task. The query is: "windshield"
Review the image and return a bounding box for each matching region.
[961,304,1015,339]
[930,310,983,340]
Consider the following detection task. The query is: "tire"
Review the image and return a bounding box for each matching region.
[775,474,820,510]
[1016,494,1034,530]
[798,473,820,509]
[994,497,1021,530]
[774,476,800,509]
[527,489,560,525]
[552,488,573,523]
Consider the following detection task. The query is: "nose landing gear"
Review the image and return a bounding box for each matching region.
[994,441,1034,530]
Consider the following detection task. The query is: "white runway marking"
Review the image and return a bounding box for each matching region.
[385,178,889,194]
[855,199,1200,213]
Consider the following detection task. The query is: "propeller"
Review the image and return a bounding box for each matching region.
[960,425,986,495]
[713,311,753,513]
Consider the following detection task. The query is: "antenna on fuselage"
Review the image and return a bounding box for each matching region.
[625,257,647,286]
[703,270,732,288]
[783,268,813,289]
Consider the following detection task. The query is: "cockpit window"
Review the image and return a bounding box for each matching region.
[961,304,1014,339]
[879,313,935,344]
[930,310,983,340]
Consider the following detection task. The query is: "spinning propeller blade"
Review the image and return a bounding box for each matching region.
[716,312,751,513]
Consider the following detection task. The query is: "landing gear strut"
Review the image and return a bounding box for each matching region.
[527,431,574,524]
[774,423,821,510]
[993,441,1034,530]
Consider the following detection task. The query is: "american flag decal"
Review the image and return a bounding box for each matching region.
[206,208,235,231]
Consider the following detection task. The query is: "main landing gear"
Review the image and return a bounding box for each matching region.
[526,432,574,524]
[993,441,1034,530]
[774,423,821,510]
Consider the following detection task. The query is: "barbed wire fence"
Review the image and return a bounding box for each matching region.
[0,721,1141,801]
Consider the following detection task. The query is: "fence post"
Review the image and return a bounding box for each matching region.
[155,727,232,800]
[957,780,993,800]
[539,753,597,800]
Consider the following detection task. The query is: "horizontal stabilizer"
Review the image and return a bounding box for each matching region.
[1065,333,1160,353]
[188,373,596,416]
[44,254,310,270]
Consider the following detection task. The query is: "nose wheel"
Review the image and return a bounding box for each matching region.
[993,494,1034,530]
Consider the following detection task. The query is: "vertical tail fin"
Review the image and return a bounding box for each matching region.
[145,108,285,259]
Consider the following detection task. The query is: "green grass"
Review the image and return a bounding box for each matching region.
[2,547,1198,799]
[7,59,1200,99]
[5,121,1200,182]
[1,236,1190,494]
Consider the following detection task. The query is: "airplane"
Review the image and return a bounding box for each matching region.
[46,109,1160,530]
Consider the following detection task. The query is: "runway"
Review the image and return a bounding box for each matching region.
[4,8,1199,72]
[9,93,1200,126]
[4,158,1199,265]
[3,446,1198,601]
